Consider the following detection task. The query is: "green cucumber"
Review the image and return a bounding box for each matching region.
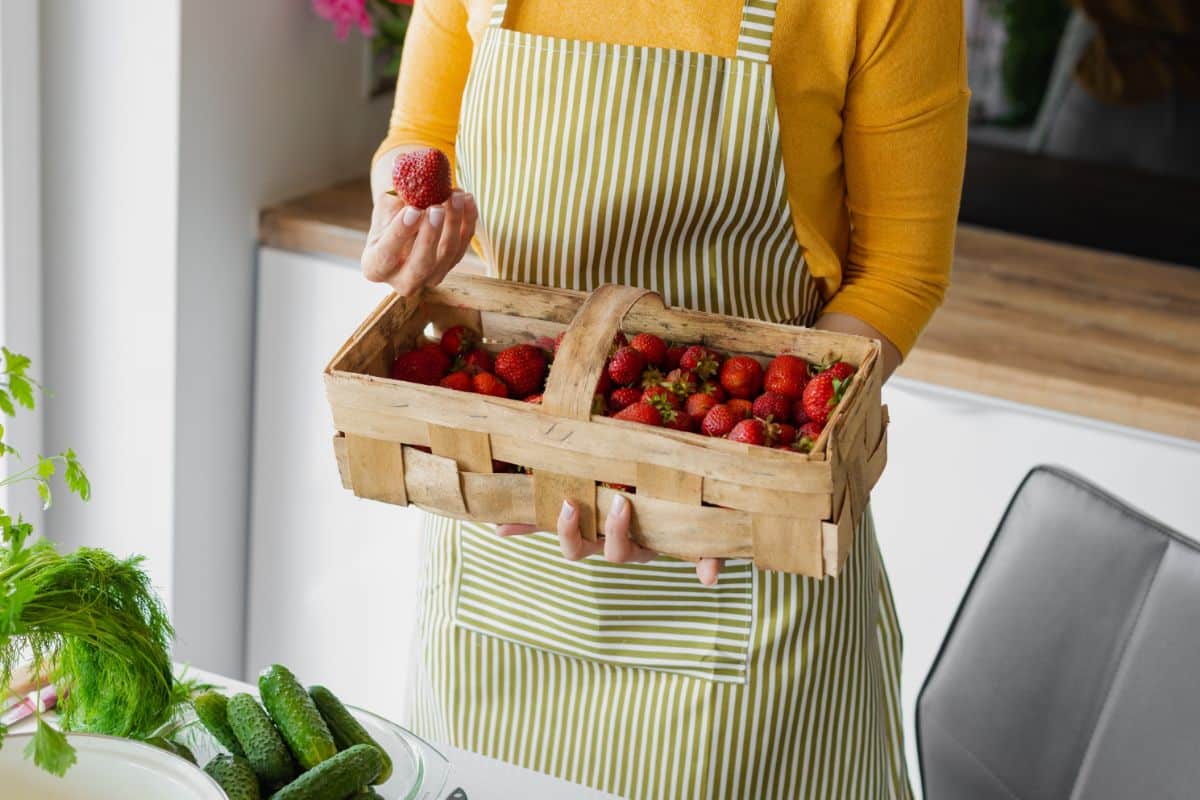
[194,690,245,757]
[146,736,197,765]
[203,754,262,800]
[259,664,337,770]
[308,685,393,784]
[227,692,297,786]
[267,744,383,800]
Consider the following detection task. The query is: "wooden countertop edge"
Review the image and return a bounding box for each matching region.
[898,349,1200,443]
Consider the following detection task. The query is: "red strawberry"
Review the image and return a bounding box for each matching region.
[629,333,668,367]
[665,368,699,398]
[698,381,727,402]
[679,346,721,379]
[472,371,509,398]
[608,386,643,413]
[464,348,493,374]
[801,372,848,425]
[664,344,687,370]
[727,398,753,419]
[613,331,629,348]
[791,399,811,426]
[774,423,797,446]
[794,421,825,453]
[524,393,543,404]
[727,419,767,446]
[685,392,719,424]
[719,355,763,399]
[662,407,695,432]
[763,354,810,400]
[825,361,856,382]
[751,392,791,422]
[439,371,473,392]
[701,404,739,438]
[643,384,681,409]
[613,401,663,426]
[640,367,665,389]
[439,325,478,357]
[495,344,548,397]
[607,346,647,386]
[596,371,613,395]
[554,332,566,355]
[391,344,450,385]
[391,147,453,209]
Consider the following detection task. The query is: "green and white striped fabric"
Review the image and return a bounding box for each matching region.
[405,1,915,797]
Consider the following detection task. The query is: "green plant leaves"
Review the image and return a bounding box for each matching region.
[25,719,76,778]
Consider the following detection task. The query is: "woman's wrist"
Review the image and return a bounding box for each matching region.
[813,312,903,381]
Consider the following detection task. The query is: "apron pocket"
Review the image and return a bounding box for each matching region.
[453,523,756,684]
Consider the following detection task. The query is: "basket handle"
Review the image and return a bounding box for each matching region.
[542,284,664,421]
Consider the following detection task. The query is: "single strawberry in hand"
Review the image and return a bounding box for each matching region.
[608,346,647,386]
[464,348,493,374]
[727,418,767,446]
[801,371,849,424]
[751,392,791,423]
[701,404,739,437]
[439,371,473,392]
[793,421,825,453]
[629,333,668,367]
[685,392,719,424]
[608,386,643,413]
[391,147,453,209]
[391,344,451,385]
[764,354,810,400]
[472,371,510,398]
[727,398,754,419]
[719,355,763,399]
[613,401,663,426]
[440,325,478,357]
[495,344,548,397]
[679,345,721,380]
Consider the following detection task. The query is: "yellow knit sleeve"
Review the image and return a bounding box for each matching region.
[822,0,970,356]
[372,0,475,173]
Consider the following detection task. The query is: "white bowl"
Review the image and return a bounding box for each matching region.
[0,732,226,800]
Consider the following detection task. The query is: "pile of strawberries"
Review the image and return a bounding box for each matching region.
[389,326,854,454]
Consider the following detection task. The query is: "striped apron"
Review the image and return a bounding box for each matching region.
[408,2,914,797]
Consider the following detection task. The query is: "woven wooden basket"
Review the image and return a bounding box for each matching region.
[325,274,888,577]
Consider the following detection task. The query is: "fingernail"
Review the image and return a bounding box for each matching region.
[451,193,466,210]
[428,207,445,228]
[610,494,627,516]
[560,500,576,521]
[402,207,421,227]
[464,193,475,206]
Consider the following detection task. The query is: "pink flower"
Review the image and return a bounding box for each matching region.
[312,0,375,40]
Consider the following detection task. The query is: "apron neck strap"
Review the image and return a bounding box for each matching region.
[488,0,778,63]
[735,0,779,63]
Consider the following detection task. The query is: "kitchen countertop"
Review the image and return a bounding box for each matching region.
[260,178,1200,443]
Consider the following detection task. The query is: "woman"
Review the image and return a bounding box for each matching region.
[362,0,967,797]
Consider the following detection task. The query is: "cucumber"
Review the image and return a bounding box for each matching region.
[203,754,262,800]
[308,685,392,784]
[267,744,383,800]
[259,665,337,770]
[194,690,245,757]
[146,735,197,765]
[227,692,297,786]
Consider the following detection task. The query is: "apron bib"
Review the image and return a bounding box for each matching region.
[407,2,914,797]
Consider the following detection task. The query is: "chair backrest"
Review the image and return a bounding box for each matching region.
[917,466,1200,800]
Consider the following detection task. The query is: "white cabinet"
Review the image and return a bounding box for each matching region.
[871,378,1200,781]
[245,247,423,720]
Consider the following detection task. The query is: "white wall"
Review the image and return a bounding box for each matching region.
[170,0,389,675]
[0,0,44,531]
[37,0,390,676]
[40,1,182,605]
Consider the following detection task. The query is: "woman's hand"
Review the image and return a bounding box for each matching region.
[496,496,724,586]
[362,177,478,296]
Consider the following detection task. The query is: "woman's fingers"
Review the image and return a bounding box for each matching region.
[362,203,422,284]
[603,494,657,564]
[430,192,478,286]
[696,558,724,586]
[496,523,537,537]
[557,500,602,561]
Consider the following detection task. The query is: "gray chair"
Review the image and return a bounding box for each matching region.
[917,466,1200,800]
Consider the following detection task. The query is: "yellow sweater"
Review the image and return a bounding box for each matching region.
[376,0,969,355]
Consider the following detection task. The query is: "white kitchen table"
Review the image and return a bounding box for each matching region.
[10,667,618,800]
